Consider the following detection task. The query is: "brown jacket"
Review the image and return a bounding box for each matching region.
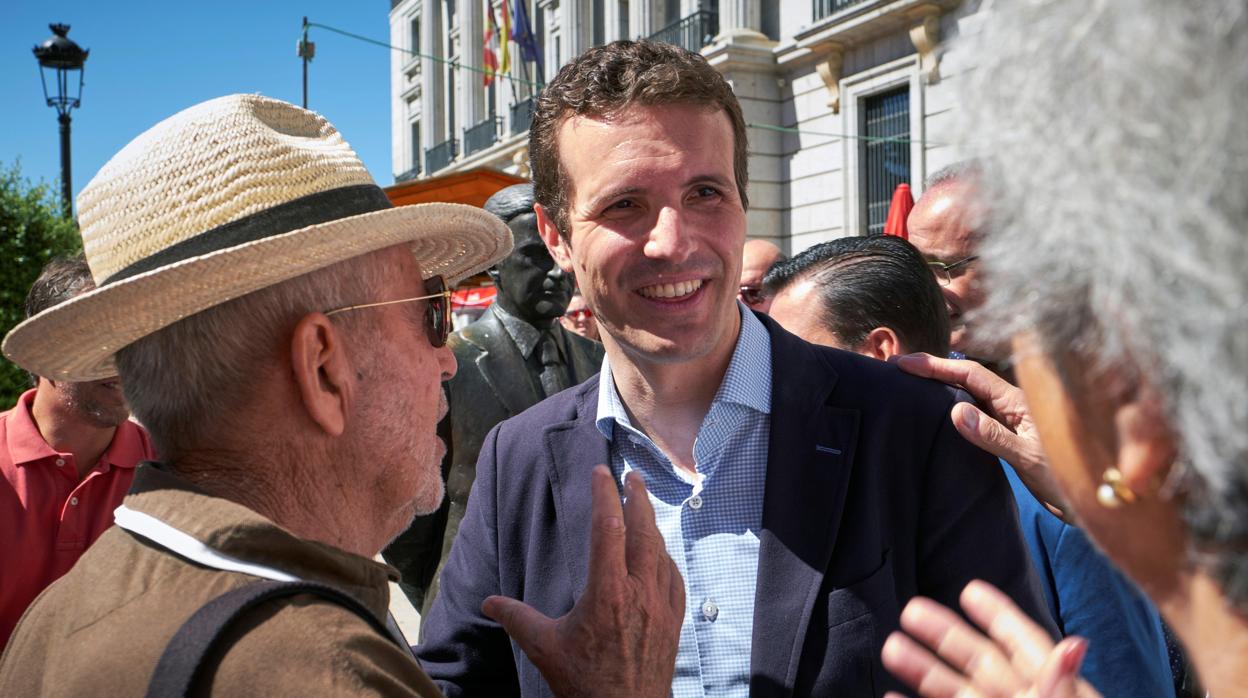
[0,465,443,697]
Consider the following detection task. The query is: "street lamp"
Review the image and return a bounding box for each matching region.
[33,23,89,218]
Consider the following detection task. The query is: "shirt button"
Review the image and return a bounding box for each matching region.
[701,599,719,622]
[69,497,79,506]
[688,494,703,510]
[55,458,65,467]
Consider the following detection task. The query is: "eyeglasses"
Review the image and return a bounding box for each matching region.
[739,285,766,306]
[927,256,979,286]
[323,275,453,347]
[566,308,594,321]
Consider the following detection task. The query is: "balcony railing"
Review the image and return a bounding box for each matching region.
[813,0,873,21]
[464,117,500,156]
[648,10,718,53]
[510,95,537,135]
[425,137,458,173]
[395,166,421,183]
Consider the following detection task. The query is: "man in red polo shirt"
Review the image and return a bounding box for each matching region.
[0,256,155,649]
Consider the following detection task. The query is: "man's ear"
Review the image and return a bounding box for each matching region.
[289,313,352,437]
[1113,386,1177,495]
[535,202,575,274]
[862,327,903,361]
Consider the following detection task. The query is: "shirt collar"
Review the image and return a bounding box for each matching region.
[100,420,148,470]
[492,303,543,359]
[6,389,59,467]
[595,303,772,441]
[122,464,398,618]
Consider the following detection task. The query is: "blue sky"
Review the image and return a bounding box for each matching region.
[3,1,397,210]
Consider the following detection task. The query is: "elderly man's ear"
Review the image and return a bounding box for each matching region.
[289,313,354,437]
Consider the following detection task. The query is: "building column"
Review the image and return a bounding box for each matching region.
[462,0,485,129]
[421,1,439,148]
[717,0,761,36]
[560,0,588,56]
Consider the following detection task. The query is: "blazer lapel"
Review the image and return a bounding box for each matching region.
[751,318,860,694]
[470,308,543,416]
[545,377,611,600]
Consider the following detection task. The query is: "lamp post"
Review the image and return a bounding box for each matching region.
[33,23,89,218]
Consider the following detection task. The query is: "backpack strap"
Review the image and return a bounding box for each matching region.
[146,579,402,698]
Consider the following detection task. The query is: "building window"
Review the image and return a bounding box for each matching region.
[619,0,629,39]
[859,86,910,235]
[411,16,422,56]
[593,0,605,46]
[411,121,422,172]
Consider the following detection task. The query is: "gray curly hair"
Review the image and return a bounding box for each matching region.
[964,0,1248,604]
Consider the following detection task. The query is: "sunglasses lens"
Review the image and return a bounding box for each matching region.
[424,276,451,347]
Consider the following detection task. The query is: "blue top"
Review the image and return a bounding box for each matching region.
[1003,462,1174,696]
[596,304,771,697]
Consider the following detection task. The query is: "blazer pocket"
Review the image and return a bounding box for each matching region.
[826,548,895,628]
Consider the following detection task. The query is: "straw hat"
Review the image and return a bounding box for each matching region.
[2,94,512,382]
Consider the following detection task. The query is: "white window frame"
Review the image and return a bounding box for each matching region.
[840,55,924,236]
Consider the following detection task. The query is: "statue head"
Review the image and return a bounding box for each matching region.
[484,183,573,328]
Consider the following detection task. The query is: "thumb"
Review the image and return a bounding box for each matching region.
[482,595,556,662]
[952,402,1021,463]
[1036,637,1091,698]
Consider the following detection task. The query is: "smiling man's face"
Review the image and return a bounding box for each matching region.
[537,103,746,368]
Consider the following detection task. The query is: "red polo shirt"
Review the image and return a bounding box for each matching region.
[0,389,155,649]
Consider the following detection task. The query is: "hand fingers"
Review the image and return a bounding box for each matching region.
[882,630,981,698]
[897,353,1017,414]
[586,465,628,591]
[622,470,663,581]
[960,580,1057,678]
[1036,637,1095,698]
[897,597,1026,696]
[481,595,557,665]
[951,402,1026,465]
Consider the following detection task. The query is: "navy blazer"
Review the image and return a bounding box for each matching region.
[416,316,1056,696]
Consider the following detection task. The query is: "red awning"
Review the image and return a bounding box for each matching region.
[452,286,496,310]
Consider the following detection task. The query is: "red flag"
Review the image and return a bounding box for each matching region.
[883,182,914,239]
[483,2,501,86]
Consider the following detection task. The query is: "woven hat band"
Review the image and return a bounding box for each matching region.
[101,184,393,286]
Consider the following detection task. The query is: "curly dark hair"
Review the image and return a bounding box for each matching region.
[529,39,749,237]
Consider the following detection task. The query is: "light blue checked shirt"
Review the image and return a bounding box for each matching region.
[596,303,771,698]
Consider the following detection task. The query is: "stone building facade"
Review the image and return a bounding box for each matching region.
[389,0,979,252]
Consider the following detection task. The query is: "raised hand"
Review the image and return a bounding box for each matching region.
[896,352,1069,519]
[882,580,1099,698]
[481,466,685,697]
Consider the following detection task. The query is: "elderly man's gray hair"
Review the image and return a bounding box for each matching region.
[965,0,1248,604]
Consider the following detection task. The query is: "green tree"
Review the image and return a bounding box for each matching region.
[0,162,82,409]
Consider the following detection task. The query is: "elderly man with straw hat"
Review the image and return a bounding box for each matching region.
[0,95,684,697]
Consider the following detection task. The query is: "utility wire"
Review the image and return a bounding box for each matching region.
[305,21,542,89]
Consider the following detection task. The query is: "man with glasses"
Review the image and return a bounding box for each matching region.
[737,239,785,314]
[385,183,604,619]
[0,95,683,697]
[908,162,989,358]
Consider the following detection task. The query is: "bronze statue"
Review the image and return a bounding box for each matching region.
[384,183,604,618]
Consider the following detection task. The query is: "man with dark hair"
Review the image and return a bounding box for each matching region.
[763,236,949,358]
[0,254,156,650]
[385,183,603,617]
[417,39,1053,696]
[768,238,1173,698]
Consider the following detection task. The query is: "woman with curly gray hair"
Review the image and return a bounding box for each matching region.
[882,1,1248,695]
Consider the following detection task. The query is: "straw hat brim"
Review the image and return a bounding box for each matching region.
[3,202,512,382]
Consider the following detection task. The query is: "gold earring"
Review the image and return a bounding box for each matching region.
[1096,468,1137,508]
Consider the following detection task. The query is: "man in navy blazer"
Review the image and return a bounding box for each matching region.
[416,40,1054,696]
